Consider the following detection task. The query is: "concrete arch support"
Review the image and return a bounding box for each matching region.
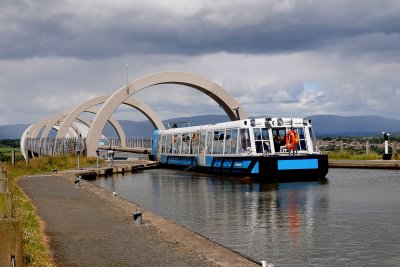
[40,109,73,140]
[56,96,109,140]
[55,96,164,147]
[86,71,247,157]
[49,96,128,146]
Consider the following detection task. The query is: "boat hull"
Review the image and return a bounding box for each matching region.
[159,154,328,182]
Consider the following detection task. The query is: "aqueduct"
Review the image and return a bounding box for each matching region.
[22,71,247,159]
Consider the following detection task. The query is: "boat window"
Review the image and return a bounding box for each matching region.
[200,130,206,154]
[181,133,190,154]
[165,134,172,153]
[158,134,163,154]
[272,128,286,152]
[172,134,180,154]
[309,127,317,152]
[191,132,200,154]
[159,134,166,153]
[254,128,271,154]
[206,131,213,154]
[225,128,238,154]
[294,127,307,151]
[239,128,251,153]
[212,130,224,154]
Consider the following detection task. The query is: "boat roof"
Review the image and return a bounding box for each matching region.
[157,117,311,134]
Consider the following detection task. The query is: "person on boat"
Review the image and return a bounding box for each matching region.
[255,135,266,153]
[172,134,178,154]
[262,137,270,153]
[273,135,281,151]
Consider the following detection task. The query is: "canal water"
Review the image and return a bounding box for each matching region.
[93,168,400,266]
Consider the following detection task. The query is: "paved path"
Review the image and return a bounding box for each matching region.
[18,174,259,267]
[329,159,400,169]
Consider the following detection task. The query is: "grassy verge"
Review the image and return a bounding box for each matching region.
[1,155,100,266]
[0,147,24,162]
[323,150,399,160]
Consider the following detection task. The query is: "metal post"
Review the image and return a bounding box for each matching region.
[383,132,391,160]
[96,149,100,168]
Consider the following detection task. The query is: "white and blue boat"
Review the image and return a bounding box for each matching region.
[151,117,328,181]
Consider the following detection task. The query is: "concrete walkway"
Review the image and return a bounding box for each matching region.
[329,159,400,169]
[18,174,259,267]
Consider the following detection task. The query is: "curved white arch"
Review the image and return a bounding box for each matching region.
[55,96,164,146]
[20,124,33,160]
[86,71,246,156]
[41,106,127,145]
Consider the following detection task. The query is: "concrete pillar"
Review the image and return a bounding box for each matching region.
[0,219,23,267]
[340,140,344,152]
[0,192,12,219]
[366,140,370,156]
[0,172,21,267]
[0,178,8,192]
[1,178,11,219]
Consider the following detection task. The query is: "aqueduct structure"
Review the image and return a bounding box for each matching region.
[21,71,247,159]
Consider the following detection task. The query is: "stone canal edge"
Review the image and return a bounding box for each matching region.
[17,173,260,267]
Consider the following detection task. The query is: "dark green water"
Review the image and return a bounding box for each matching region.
[94,168,400,266]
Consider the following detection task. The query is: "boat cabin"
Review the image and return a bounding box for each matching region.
[153,117,318,158]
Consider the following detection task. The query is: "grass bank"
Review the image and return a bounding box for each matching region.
[324,151,399,160]
[1,155,100,266]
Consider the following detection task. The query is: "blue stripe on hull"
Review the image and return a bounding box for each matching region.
[277,159,318,170]
[251,161,259,174]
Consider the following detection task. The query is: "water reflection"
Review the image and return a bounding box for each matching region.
[94,169,400,266]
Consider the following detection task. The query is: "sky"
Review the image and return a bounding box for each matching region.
[1,0,400,126]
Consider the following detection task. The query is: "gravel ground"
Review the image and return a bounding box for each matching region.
[18,174,259,267]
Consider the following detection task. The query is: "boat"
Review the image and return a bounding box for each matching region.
[151,117,328,181]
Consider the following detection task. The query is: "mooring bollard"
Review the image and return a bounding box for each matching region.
[133,209,142,225]
[261,260,274,267]
[74,175,81,188]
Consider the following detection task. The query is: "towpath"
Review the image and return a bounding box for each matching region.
[329,159,400,169]
[17,174,259,267]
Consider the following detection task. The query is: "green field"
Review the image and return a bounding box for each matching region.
[0,140,23,162]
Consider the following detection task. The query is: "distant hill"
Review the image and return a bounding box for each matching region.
[308,115,400,136]
[1,114,399,139]
[0,124,30,139]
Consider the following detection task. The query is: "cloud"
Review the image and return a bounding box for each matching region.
[1,0,400,59]
[0,0,400,126]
